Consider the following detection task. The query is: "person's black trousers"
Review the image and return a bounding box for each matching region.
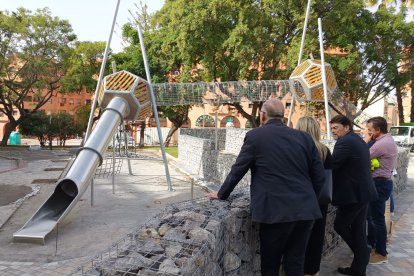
[334,203,369,276]
[304,204,329,275]
[367,178,393,256]
[259,220,314,276]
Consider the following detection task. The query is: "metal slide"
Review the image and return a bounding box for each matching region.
[13,68,165,244]
[13,96,130,244]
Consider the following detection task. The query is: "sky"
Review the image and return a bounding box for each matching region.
[1,0,165,53]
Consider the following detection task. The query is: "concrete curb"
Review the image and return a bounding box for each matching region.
[0,155,27,174]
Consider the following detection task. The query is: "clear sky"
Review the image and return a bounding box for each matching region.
[1,0,165,53]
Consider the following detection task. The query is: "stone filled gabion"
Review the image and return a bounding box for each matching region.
[394,147,410,194]
[86,189,260,276]
[77,129,410,276]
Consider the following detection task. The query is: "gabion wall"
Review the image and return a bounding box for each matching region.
[223,128,249,155]
[82,192,262,276]
[177,134,215,178]
[77,129,410,275]
[177,128,410,259]
[179,128,227,150]
[394,147,410,194]
[179,129,409,196]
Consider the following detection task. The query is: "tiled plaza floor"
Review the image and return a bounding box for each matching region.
[0,148,413,275]
[320,154,414,275]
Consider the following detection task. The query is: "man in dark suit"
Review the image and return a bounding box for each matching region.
[208,98,325,276]
[330,115,378,276]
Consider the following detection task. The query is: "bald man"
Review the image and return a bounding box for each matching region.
[208,98,325,276]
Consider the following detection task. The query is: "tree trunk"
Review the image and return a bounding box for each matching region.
[164,125,178,147]
[0,121,18,146]
[396,84,405,124]
[139,121,145,148]
[232,102,260,128]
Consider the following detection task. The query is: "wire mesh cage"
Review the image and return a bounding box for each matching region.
[72,190,260,276]
[153,80,290,106]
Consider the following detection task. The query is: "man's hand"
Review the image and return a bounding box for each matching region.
[363,133,373,144]
[207,192,219,199]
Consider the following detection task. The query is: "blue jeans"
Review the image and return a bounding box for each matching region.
[367,178,393,256]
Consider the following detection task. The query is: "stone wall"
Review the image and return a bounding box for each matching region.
[223,128,249,155]
[86,129,410,275]
[89,192,262,276]
[394,147,410,194]
[180,128,227,150]
[178,129,410,196]
[177,128,411,259]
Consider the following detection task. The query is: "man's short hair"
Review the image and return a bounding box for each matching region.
[330,115,353,132]
[367,116,388,134]
[262,99,285,119]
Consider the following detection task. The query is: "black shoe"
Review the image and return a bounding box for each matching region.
[337,267,366,276]
[337,267,355,275]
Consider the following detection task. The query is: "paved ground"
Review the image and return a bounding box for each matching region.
[0,146,206,275]
[0,147,413,275]
[320,153,414,276]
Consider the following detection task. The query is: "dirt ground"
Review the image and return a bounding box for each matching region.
[0,185,33,206]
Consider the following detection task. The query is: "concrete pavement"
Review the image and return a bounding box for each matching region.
[0,147,414,275]
[320,153,414,275]
[0,147,205,275]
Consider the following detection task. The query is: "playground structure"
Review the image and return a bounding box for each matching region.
[13,0,372,245]
[13,70,155,244]
[289,59,338,102]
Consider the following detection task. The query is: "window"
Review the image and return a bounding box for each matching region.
[390,127,409,136]
[69,99,74,105]
[77,99,81,105]
[195,115,215,127]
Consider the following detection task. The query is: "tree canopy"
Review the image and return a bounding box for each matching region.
[116,0,414,128]
[0,7,109,145]
[0,8,76,145]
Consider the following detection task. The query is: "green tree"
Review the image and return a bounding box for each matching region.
[123,0,413,126]
[19,110,49,146]
[161,105,190,147]
[51,112,82,146]
[75,104,91,132]
[365,0,414,8]
[61,41,107,92]
[0,8,76,145]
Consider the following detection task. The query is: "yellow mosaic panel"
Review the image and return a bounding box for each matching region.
[311,86,325,101]
[136,104,152,121]
[106,71,137,91]
[97,82,105,105]
[304,66,323,86]
[325,67,337,90]
[134,80,152,120]
[291,60,311,77]
[135,81,149,103]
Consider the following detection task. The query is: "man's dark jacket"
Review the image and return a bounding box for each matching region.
[217,119,325,224]
[331,132,378,205]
